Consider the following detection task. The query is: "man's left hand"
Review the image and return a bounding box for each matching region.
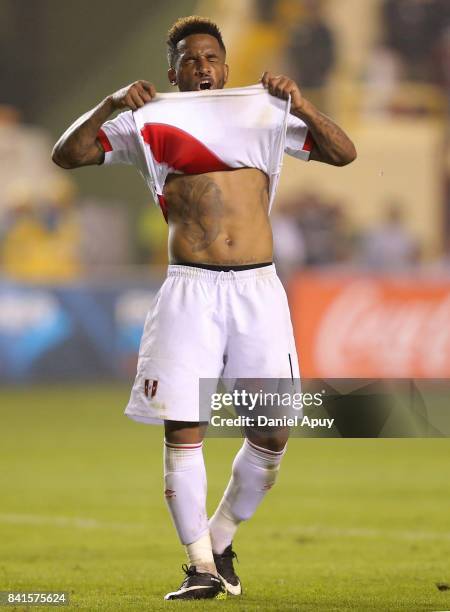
[261,71,304,113]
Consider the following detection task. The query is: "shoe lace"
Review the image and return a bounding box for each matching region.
[222,548,239,563]
[181,563,198,586]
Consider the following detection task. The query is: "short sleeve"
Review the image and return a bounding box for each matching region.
[97,110,138,166]
[284,113,314,161]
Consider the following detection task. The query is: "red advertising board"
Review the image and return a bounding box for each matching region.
[288,272,450,378]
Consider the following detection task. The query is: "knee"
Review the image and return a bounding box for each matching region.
[246,429,289,453]
[164,420,206,445]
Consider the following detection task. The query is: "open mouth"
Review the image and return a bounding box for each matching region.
[198,79,213,90]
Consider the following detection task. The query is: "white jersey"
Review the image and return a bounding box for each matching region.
[98,84,312,221]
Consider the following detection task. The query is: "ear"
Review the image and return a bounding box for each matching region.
[223,63,229,85]
[168,67,177,86]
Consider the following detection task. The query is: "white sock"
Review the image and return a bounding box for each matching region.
[185,531,216,574]
[164,440,209,547]
[209,439,286,554]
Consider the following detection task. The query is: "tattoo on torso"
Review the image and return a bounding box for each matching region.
[166,175,224,252]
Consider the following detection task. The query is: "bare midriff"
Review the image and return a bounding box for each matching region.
[164,167,273,265]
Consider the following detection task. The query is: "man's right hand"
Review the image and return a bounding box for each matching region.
[110,80,157,111]
[52,80,157,169]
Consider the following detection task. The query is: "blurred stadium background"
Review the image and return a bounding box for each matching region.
[1,0,449,381]
[1,0,450,609]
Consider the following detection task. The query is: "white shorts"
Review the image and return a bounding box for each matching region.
[124,264,300,424]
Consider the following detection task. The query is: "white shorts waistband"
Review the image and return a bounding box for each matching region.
[167,263,276,282]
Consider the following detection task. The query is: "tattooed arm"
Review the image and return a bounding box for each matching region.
[52,80,156,169]
[261,71,357,167]
[291,99,357,166]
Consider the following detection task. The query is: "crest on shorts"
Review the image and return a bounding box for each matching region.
[144,379,158,398]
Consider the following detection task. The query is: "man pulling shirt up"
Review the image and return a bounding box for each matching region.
[52,15,356,601]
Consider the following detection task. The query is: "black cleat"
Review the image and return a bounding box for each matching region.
[213,544,242,596]
[164,564,226,600]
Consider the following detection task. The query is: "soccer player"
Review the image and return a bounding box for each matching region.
[52,16,356,600]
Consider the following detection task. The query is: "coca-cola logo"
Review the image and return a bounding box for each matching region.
[314,281,450,377]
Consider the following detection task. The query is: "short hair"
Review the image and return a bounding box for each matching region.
[167,16,226,67]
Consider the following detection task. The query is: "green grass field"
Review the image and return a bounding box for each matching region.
[1,385,449,611]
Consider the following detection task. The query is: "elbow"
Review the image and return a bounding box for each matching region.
[317,142,357,167]
[337,142,357,167]
[51,144,72,169]
[51,140,85,169]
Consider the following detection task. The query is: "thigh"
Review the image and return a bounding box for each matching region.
[224,274,300,380]
[125,275,226,424]
[139,275,224,367]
